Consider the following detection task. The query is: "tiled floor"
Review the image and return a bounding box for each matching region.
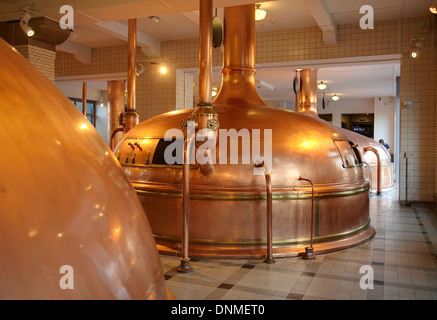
[160,186,437,300]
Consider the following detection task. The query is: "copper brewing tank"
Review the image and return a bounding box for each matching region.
[337,128,394,194]
[115,5,375,258]
[296,69,394,194]
[0,38,168,299]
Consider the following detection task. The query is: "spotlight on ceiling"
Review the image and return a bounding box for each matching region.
[317,81,327,90]
[332,94,340,101]
[19,12,34,37]
[255,4,267,21]
[430,0,437,14]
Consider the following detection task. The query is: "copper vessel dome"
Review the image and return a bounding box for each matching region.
[0,38,168,299]
[295,69,394,195]
[116,4,375,259]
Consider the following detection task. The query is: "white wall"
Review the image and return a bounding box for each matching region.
[317,97,374,128]
[55,82,109,144]
[374,96,396,156]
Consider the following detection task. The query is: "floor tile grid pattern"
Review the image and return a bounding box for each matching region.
[160,189,437,300]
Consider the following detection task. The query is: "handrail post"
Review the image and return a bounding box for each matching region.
[299,177,316,260]
[255,161,275,264]
[178,132,194,273]
[362,161,373,194]
[364,147,382,195]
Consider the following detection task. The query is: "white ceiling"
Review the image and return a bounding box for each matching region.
[0,0,432,101]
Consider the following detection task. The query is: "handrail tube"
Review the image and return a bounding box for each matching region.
[255,161,274,264]
[364,147,382,195]
[178,128,194,273]
[299,177,316,260]
[110,127,124,151]
[362,161,373,194]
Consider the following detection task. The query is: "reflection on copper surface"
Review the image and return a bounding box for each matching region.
[115,4,375,259]
[0,38,168,299]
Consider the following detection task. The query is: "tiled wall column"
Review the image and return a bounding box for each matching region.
[15,42,56,81]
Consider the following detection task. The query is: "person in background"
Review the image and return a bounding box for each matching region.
[379,139,390,150]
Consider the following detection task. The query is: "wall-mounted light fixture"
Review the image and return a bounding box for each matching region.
[160,65,168,74]
[255,4,267,21]
[212,87,218,97]
[430,0,437,13]
[136,62,145,76]
[332,94,340,101]
[149,16,160,23]
[98,96,104,107]
[317,81,327,90]
[20,12,34,37]
[410,39,423,59]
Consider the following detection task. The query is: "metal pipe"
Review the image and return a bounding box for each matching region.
[111,127,124,151]
[362,161,373,194]
[255,161,274,264]
[299,177,316,260]
[191,0,219,176]
[293,70,301,111]
[107,80,126,148]
[178,133,194,273]
[198,0,213,105]
[124,18,139,133]
[364,147,382,195]
[82,82,87,116]
[404,152,411,206]
[298,69,318,116]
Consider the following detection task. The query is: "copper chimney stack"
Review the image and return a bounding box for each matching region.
[124,18,140,133]
[297,69,319,116]
[213,4,265,106]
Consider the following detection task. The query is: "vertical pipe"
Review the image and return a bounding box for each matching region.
[364,147,382,195]
[299,177,316,260]
[127,18,136,112]
[255,161,274,264]
[82,82,87,116]
[124,18,139,133]
[190,0,219,176]
[198,0,213,105]
[178,125,194,274]
[298,69,319,116]
[107,80,126,148]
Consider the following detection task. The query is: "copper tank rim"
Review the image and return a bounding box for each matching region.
[154,222,376,259]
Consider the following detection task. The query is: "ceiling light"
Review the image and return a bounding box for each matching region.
[255,4,267,21]
[430,0,437,13]
[332,94,339,101]
[317,81,327,90]
[212,88,218,97]
[20,12,34,37]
